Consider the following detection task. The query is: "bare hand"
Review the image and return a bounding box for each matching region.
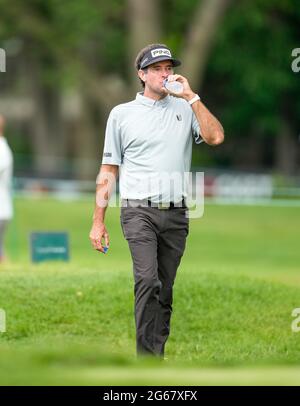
[89,223,110,254]
[165,74,195,101]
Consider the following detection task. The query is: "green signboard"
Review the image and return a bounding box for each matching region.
[30,232,69,263]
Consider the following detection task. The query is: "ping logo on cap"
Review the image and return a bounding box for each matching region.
[151,48,172,58]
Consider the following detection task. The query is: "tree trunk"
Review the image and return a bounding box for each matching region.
[31,88,66,177]
[71,73,130,180]
[127,0,162,92]
[180,0,233,91]
[71,91,102,181]
[275,120,299,176]
[27,57,66,178]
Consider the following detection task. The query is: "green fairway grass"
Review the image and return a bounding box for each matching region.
[0,197,300,385]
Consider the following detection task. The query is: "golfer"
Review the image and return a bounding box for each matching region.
[90,44,224,357]
[0,114,13,263]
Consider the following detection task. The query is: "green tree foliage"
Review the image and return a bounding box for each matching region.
[0,0,127,85]
[209,0,300,137]
[0,0,299,175]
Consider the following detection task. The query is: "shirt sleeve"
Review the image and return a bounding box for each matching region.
[191,111,204,144]
[101,108,123,166]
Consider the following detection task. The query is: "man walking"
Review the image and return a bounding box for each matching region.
[0,114,13,263]
[90,44,224,357]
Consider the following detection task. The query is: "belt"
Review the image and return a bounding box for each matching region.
[122,198,186,210]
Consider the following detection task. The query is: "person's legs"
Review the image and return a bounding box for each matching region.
[0,220,9,262]
[154,208,189,355]
[121,206,160,356]
[121,204,189,357]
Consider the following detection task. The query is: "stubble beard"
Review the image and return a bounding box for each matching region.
[147,82,167,98]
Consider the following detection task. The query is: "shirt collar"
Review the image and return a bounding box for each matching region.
[136,92,171,107]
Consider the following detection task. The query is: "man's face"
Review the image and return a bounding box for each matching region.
[139,60,174,95]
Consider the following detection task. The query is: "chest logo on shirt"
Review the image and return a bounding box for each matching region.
[176,114,182,121]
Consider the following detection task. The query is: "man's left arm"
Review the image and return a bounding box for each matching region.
[167,74,225,146]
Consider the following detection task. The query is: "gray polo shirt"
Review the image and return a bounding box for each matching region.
[102,92,202,203]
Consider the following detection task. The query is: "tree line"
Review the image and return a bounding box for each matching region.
[0,0,299,179]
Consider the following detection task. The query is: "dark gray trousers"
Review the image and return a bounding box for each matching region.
[120,201,189,357]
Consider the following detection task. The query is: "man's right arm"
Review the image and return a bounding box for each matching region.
[89,164,119,253]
